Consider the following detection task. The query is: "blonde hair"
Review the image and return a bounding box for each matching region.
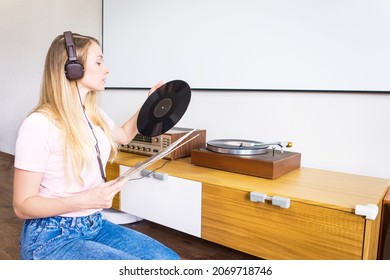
[33,33,117,184]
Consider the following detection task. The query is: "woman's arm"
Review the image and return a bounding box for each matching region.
[13,168,126,219]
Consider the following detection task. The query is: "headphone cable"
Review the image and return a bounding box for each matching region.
[75,82,107,182]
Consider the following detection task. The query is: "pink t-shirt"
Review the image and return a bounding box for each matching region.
[14,110,116,217]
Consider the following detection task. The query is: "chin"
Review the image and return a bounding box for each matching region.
[92,86,105,92]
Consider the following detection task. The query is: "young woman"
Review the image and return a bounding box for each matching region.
[12,31,180,260]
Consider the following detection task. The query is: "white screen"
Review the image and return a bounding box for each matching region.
[103,0,390,92]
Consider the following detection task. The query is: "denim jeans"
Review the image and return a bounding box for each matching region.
[19,212,180,260]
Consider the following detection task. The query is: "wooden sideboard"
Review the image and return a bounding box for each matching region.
[106,152,389,260]
[379,187,390,259]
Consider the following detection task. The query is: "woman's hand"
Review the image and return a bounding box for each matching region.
[148,80,164,96]
[82,178,128,210]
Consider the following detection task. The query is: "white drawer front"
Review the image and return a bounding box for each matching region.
[119,165,202,237]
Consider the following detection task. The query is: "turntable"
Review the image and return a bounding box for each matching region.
[191,139,301,179]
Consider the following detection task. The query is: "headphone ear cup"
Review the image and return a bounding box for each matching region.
[65,61,84,80]
[63,31,84,80]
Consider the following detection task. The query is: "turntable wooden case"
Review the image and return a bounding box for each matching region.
[191,147,301,179]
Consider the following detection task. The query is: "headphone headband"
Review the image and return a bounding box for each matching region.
[64,31,78,62]
[63,31,84,80]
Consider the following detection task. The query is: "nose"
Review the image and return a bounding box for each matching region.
[104,64,109,75]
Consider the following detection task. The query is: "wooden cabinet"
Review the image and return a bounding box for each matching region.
[379,187,390,259]
[202,183,364,259]
[106,152,389,260]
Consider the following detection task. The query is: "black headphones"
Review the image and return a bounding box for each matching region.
[63,31,84,80]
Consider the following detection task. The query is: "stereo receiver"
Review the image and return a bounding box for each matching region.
[119,127,206,160]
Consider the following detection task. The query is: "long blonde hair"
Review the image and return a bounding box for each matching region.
[33,33,117,184]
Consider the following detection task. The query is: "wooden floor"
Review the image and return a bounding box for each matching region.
[0,152,259,260]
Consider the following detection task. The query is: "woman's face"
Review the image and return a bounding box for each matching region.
[78,41,109,92]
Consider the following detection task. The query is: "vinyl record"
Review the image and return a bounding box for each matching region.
[137,80,191,136]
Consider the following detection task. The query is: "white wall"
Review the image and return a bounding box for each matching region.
[0,0,102,155]
[1,0,390,180]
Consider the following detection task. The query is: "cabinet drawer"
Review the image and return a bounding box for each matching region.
[201,183,365,259]
[120,166,202,237]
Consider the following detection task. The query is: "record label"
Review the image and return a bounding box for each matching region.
[154,98,172,118]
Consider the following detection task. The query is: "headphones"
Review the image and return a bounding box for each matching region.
[63,31,84,80]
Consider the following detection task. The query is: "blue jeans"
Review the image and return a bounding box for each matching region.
[19,212,180,260]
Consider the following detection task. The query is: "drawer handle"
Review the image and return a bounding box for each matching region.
[250,192,290,209]
[140,169,168,181]
[355,204,378,220]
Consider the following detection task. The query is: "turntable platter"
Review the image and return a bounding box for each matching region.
[207,139,269,155]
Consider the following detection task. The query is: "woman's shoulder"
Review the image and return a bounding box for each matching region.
[20,111,57,132]
[23,112,51,125]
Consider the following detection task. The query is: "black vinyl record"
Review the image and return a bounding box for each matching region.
[137,80,191,136]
